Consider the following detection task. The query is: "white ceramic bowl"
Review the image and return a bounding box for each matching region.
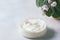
[20,18,47,38]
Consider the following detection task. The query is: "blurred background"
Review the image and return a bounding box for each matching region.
[0,0,41,40]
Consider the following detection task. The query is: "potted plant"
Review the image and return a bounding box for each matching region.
[36,0,60,19]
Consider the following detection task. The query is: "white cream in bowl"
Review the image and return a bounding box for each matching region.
[20,18,47,38]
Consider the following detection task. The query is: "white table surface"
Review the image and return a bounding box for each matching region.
[0,0,60,40]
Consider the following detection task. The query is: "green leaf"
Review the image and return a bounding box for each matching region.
[36,0,43,7]
[55,0,60,6]
[51,0,60,18]
[36,0,48,7]
[44,7,55,17]
[53,5,60,17]
[44,10,51,17]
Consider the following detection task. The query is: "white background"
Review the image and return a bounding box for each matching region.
[0,0,60,40]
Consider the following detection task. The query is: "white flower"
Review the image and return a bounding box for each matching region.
[48,0,52,3]
[51,1,57,7]
[41,5,49,11]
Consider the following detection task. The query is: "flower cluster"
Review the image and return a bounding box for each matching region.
[41,0,57,11]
